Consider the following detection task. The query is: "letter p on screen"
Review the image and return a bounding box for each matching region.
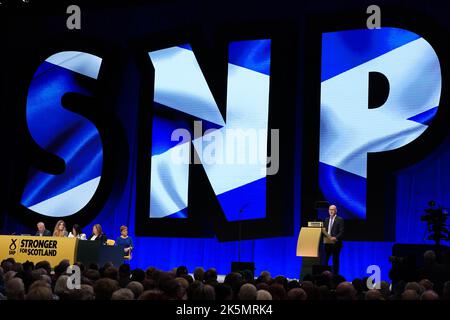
[319,28,441,219]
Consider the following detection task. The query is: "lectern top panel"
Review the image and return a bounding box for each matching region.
[307,221,323,227]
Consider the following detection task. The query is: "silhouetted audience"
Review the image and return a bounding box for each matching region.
[2,249,450,300]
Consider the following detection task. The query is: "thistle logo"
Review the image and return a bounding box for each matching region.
[9,239,17,255]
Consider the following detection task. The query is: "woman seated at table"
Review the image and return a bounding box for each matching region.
[68,224,87,240]
[89,224,107,244]
[115,225,133,256]
[53,220,68,237]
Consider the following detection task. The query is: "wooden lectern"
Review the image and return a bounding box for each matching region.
[296,227,322,257]
[296,222,331,279]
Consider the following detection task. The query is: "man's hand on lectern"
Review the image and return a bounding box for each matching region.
[330,237,337,242]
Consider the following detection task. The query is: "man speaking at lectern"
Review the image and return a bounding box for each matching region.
[323,205,344,275]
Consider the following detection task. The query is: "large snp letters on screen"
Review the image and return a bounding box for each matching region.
[20,28,443,236]
[319,28,441,220]
[22,52,103,218]
[147,40,271,221]
[21,40,272,225]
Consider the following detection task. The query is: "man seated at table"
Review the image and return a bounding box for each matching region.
[35,222,51,237]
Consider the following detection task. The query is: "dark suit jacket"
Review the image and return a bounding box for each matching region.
[89,233,107,244]
[324,215,344,246]
[35,229,52,237]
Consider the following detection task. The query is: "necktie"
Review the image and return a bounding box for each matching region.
[328,217,334,235]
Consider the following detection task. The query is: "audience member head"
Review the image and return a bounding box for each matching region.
[54,275,70,299]
[79,284,95,300]
[28,280,51,293]
[4,271,17,283]
[259,271,271,283]
[401,289,419,300]
[103,267,119,281]
[192,284,216,300]
[176,266,188,278]
[335,282,357,301]
[331,274,347,288]
[193,267,205,282]
[1,260,13,273]
[84,269,101,282]
[138,290,166,300]
[365,289,383,300]
[54,259,70,278]
[300,281,318,300]
[405,282,423,296]
[238,283,257,300]
[26,285,53,300]
[204,268,218,284]
[287,288,307,300]
[287,280,301,291]
[224,272,242,287]
[268,283,286,300]
[127,281,144,299]
[130,268,146,283]
[6,277,25,300]
[215,283,232,300]
[419,279,433,291]
[160,278,183,300]
[318,285,331,300]
[420,290,439,300]
[142,279,155,291]
[273,275,288,290]
[256,289,272,300]
[352,278,364,295]
[112,288,135,300]
[256,282,270,291]
[94,278,119,300]
[41,275,52,287]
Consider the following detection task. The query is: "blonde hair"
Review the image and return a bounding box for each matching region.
[53,220,66,237]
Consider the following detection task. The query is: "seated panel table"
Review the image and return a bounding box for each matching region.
[0,235,77,266]
[0,235,124,268]
[76,240,124,267]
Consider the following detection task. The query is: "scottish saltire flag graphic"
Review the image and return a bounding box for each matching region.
[21,51,103,217]
[148,39,270,221]
[320,28,441,219]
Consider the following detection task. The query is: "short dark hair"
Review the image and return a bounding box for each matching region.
[94,278,119,300]
[130,268,146,283]
[176,266,188,277]
[103,267,119,281]
[204,268,218,283]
